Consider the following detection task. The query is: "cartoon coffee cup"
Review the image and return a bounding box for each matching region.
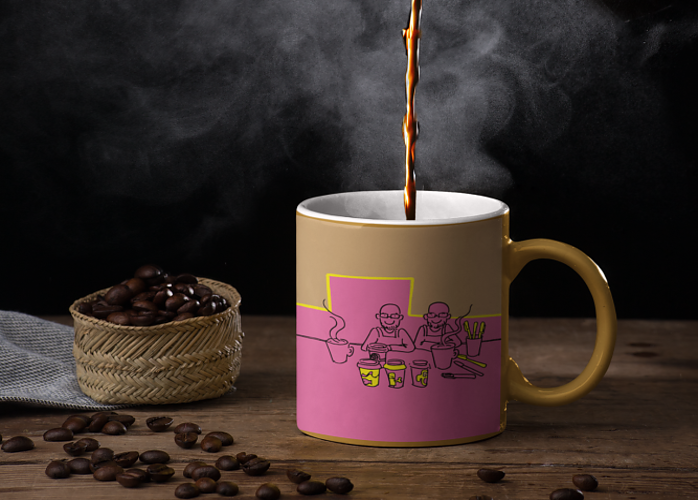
[326,338,354,364]
[431,343,460,370]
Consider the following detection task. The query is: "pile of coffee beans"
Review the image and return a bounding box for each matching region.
[75,265,230,326]
[2,411,355,498]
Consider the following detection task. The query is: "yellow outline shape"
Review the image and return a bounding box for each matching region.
[296,274,501,319]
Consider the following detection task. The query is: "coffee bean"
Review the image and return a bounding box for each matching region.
[132,290,157,303]
[287,469,311,484]
[139,449,170,464]
[102,420,127,435]
[146,463,175,482]
[175,432,198,449]
[176,273,199,285]
[92,303,124,319]
[105,284,134,306]
[166,293,190,311]
[108,414,135,427]
[572,474,598,491]
[206,431,234,446]
[200,435,223,453]
[132,300,158,313]
[124,277,147,296]
[146,416,174,432]
[113,451,140,468]
[215,455,240,471]
[191,465,221,482]
[175,483,200,499]
[216,481,239,497]
[116,468,147,488]
[550,489,584,500]
[75,437,100,452]
[242,457,271,476]
[44,427,74,442]
[193,284,213,298]
[235,452,257,464]
[62,416,90,433]
[477,468,505,483]
[135,264,165,286]
[195,477,218,493]
[88,413,109,432]
[107,312,131,325]
[183,461,208,478]
[130,311,156,326]
[256,483,280,500]
[325,477,354,494]
[45,460,71,479]
[1,435,34,453]
[67,457,92,474]
[173,422,202,434]
[91,448,115,464]
[298,480,327,495]
[198,302,217,316]
[153,288,174,307]
[469,496,494,500]
[63,441,87,456]
[93,462,124,481]
[173,312,194,321]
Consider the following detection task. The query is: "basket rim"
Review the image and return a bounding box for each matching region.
[69,277,241,333]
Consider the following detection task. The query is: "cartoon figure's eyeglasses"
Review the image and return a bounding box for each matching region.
[378,313,402,319]
[425,312,450,319]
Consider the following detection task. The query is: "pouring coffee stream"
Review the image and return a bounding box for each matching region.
[402,0,422,220]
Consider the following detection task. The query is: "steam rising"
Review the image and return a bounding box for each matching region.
[1,0,694,243]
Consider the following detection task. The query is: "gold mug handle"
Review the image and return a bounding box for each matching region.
[504,238,617,405]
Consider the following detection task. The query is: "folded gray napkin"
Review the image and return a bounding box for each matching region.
[0,311,131,410]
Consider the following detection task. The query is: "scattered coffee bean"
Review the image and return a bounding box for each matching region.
[572,474,598,491]
[67,457,92,474]
[108,414,135,427]
[88,413,109,432]
[45,460,71,479]
[298,480,327,495]
[63,441,87,456]
[550,488,584,500]
[175,432,199,449]
[116,469,147,488]
[93,462,124,481]
[235,452,257,464]
[1,436,34,453]
[215,456,240,471]
[191,465,221,482]
[146,463,175,482]
[184,461,209,478]
[113,451,140,468]
[175,483,200,499]
[200,435,223,453]
[256,483,281,500]
[216,481,239,497]
[205,431,234,446]
[325,477,354,494]
[242,457,271,476]
[174,422,202,434]
[75,437,100,452]
[44,427,74,441]
[477,468,506,483]
[62,416,90,433]
[91,448,115,464]
[287,469,312,484]
[139,449,170,464]
[195,477,218,493]
[102,420,127,435]
[146,416,174,432]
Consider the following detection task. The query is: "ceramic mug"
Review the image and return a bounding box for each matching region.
[296,190,616,447]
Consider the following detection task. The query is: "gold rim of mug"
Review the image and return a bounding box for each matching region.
[299,429,503,447]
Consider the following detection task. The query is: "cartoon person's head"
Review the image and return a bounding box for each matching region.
[376,304,403,332]
[424,302,451,330]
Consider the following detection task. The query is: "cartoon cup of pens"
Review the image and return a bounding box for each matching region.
[464,321,486,357]
[410,360,429,388]
[383,359,406,389]
[357,358,381,387]
[431,344,460,370]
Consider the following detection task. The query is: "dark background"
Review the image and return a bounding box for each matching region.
[1,0,696,319]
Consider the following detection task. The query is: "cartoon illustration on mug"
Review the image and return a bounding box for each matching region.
[414,302,471,351]
[361,303,415,357]
[323,300,354,364]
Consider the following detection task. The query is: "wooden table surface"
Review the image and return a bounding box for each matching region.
[1,316,696,499]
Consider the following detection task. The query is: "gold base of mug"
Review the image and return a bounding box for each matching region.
[298,429,503,447]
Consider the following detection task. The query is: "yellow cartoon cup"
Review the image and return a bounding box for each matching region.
[383,359,406,389]
[357,359,381,387]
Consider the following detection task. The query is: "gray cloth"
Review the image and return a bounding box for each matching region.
[0,311,131,410]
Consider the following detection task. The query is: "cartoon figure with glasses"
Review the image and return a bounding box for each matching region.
[361,303,415,353]
[414,302,465,351]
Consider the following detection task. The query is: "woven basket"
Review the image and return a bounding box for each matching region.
[69,278,243,405]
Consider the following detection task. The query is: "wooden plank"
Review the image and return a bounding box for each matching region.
[1,316,697,499]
